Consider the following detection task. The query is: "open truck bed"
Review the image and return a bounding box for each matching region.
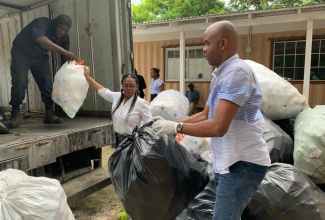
[0,115,115,205]
[0,116,113,146]
[0,0,133,205]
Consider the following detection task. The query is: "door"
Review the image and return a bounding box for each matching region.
[0,4,50,112]
[50,0,134,114]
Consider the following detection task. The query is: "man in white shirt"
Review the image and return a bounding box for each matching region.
[152,20,271,220]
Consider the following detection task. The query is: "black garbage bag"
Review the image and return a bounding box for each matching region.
[242,163,325,220]
[186,151,215,219]
[263,116,294,164]
[176,151,216,220]
[0,107,10,134]
[272,118,295,141]
[0,121,10,134]
[186,180,215,219]
[109,122,209,220]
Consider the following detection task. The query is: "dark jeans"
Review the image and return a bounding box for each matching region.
[213,161,268,220]
[9,47,53,109]
[150,94,158,102]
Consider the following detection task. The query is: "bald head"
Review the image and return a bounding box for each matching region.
[206,21,238,48]
[203,21,238,67]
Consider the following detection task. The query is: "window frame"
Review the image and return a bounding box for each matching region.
[164,46,213,82]
[272,39,325,80]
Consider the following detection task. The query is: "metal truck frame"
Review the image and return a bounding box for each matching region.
[0,0,133,205]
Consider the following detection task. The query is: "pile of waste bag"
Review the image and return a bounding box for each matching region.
[109,60,325,220]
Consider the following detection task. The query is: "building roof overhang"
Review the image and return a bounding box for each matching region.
[133,4,325,42]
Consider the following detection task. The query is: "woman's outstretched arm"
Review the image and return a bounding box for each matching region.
[84,66,104,91]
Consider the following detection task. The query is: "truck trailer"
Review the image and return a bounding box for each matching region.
[0,0,133,205]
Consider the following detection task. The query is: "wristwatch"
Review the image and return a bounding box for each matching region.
[176,123,183,133]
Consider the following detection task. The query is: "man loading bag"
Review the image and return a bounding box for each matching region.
[153,20,271,220]
[8,14,76,128]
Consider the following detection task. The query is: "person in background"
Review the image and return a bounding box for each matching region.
[7,14,76,128]
[185,83,200,116]
[310,71,319,80]
[152,20,271,220]
[150,68,164,102]
[135,68,147,99]
[84,66,152,146]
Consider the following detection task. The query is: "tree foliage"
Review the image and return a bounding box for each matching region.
[132,0,227,23]
[229,0,325,12]
[132,0,325,23]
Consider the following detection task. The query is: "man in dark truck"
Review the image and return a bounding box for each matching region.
[7,14,76,128]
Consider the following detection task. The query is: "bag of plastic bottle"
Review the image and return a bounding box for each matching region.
[244,60,308,120]
[294,105,325,184]
[0,169,75,220]
[150,90,189,120]
[52,61,88,118]
[176,134,211,157]
[109,122,209,220]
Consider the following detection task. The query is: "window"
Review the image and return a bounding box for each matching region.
[165,46,213,81]
[273,39,325,80]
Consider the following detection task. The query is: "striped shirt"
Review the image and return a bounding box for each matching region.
[150,78,164,94]
[207,54,271,174]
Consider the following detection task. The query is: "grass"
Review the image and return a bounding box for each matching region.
[70,146,125,220]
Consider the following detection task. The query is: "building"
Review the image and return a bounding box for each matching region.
[133,4,325,108]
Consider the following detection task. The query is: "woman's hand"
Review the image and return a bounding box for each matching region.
[84,66,91,78]
[83,66,104,91]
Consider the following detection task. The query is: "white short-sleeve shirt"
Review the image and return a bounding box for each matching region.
[98,88,152,135]
[150,78,164,94]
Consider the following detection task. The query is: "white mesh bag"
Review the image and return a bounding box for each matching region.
[294,105,325,184]
[176,134,211,157]
[52,61,89,118]
[244,60,308,120]
[150,89,189,120]
[0,169,75,220]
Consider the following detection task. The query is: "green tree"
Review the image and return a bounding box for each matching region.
[229,0,325,12]
[132,0,227,23]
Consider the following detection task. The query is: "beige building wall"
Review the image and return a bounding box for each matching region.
[134,29,325,108]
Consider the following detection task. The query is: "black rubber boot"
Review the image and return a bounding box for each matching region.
[43,110,63,124]
[8,110,21,128]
